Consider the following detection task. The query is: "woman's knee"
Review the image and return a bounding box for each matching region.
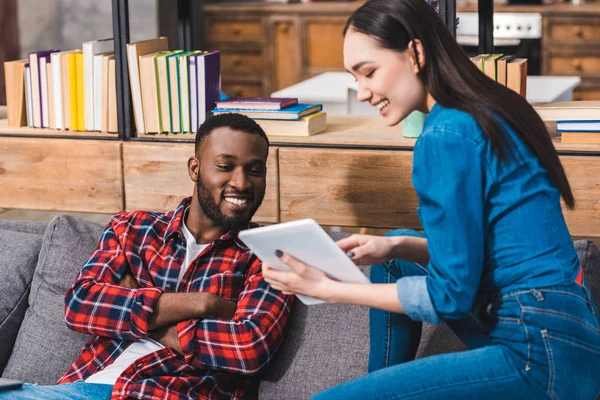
[384,228,426,239]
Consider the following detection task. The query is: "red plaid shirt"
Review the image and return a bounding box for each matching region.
[58,198,293,399]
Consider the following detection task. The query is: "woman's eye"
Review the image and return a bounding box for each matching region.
[366,70,375,78]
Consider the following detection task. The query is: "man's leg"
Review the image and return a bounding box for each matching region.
[0,381,112,400]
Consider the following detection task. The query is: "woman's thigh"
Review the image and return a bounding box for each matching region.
[313,345,547,400]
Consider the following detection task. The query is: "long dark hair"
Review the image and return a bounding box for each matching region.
[345,0,575,209]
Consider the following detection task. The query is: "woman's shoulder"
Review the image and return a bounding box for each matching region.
[420,104,485,147]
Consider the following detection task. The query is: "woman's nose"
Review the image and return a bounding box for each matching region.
[356,83,372,103]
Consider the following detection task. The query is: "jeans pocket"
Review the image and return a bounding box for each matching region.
[541,329,600,400]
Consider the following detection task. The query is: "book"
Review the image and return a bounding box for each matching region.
[139,51,168,134]
[561,131,600,144]
[215,96,297,110]
[126,37,169,134]
[533,101,600,122]
[167,50,186,133]
[178,51,201,133]
[108,58,118,133]
[25,66,33,127]
[50,52,63,129]
[470,54,489,72]
[29,49,59,128]
[83,38,114,131]
[68,52,80,130]
[255,111,327,136]
[557,120,600,132]
[506,58,528,98]
[40,57,50,128]
[195,50,221,126]
[155,52,172,133]
[46,61,55,129]
[3,59,28,127]
[189,53,200,133]
[212,103,323,120]
[93,52,113,131]
[496,55,515,86]
[59,50,81,130]
[101,54,115,132]
[483,54,503,81]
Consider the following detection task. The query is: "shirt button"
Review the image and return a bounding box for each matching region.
[166,283,173,290]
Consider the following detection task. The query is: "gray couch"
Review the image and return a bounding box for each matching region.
[1,216,599,399]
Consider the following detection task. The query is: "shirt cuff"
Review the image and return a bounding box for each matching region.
[397,276,443,325]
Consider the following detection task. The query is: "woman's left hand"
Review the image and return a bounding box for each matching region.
[262,251,335,301]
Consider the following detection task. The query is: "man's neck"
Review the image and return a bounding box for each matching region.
[185,197,227,244]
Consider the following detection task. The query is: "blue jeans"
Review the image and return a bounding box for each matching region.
[314,229,600,400]
[0,381,112,400]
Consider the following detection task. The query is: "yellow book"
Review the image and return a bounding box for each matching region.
[75,52,85,131]
[256,111,327,137]
[67,52,80,131]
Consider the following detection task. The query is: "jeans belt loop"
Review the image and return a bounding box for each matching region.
[530,289,544,301]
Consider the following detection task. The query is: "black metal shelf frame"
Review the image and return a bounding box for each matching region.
[109,0,492,142]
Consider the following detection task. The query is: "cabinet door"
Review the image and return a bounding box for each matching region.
[271,17,302,91]
[304,16,346,77]
[278,148,420,229]
[545,16,600,43]
[122,143,279,223]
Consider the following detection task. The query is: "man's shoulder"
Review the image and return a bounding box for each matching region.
[109,209,175,238]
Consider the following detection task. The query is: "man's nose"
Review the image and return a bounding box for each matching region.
[229,168,251,191]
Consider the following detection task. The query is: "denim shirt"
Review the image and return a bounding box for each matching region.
[397,103,580,324]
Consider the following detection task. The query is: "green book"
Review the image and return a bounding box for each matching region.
[165,50,184,133]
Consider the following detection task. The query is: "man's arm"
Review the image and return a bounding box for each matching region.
[175,258,293,376]
[64,218,233,340]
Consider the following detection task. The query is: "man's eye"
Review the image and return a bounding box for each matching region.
[217,164,232,171]
[250,168,265,175]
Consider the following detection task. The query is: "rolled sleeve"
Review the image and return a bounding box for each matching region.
[397,276,443,325]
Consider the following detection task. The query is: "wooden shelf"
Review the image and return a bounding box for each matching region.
[0,119,118,139]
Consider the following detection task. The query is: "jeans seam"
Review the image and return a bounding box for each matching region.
[522,307,600,334]
[385,266,392,368]
[541,329,558,400]
[546,333,600,353]
[516,295,531,372]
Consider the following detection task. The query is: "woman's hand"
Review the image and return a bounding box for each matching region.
[262,251,336,301]
[336,234,397,265]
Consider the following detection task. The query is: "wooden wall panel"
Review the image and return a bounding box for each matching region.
[123,142,279,223]
[560,155,600,238]
[279,148,420,229]
[272,17,302,91]
[0,138,123,213]
[304,17,346,71]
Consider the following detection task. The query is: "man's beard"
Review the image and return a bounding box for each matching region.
[196,177,264,233]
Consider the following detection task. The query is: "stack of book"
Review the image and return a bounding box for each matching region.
[534,101,600,144]
[128,37,221,135]
[470,54,528,98]
[212,97,327,137]
[4,38,117,132]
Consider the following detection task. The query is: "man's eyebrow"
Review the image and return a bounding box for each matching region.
[216,153,236,160]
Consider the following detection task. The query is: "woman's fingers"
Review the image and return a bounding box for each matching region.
[275,251,308,276]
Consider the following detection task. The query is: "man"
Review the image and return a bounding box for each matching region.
[4,113,292,400]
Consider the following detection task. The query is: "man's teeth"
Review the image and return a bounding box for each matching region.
[225,197,247,206]
[376,99,389,110]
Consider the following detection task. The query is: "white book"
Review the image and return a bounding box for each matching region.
[190,56,198,132]
[25,66,34,127]
[83,38,114,131]
[179,54,191,133]
[93,54,106,131]
[51,52,63,129]
[196,53,207,124]
[40,57,50,128]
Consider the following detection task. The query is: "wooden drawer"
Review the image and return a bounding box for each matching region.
[123,143,279,223]
[546,17,600,42]
[205,18,263,43]
[221,82,264,98]
[221,51,265,78]
[547,54,600,77]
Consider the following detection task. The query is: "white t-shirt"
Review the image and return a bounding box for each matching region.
[86,209,208,385]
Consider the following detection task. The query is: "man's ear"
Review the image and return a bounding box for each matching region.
[408,39,426,74]
[188,156,200,182]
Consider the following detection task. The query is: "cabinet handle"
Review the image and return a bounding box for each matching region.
[233,28,242,36]
[233,57,243,67]
[573,26,584,38]
[572,58,583,71]
[279,24,290,34]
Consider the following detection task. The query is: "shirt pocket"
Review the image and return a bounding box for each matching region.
[194,270,246,301]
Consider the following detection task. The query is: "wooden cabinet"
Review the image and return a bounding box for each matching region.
[304,17,347,77]
[543,14,600,100]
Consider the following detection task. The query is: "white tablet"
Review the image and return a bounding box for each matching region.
[238,219,369,305]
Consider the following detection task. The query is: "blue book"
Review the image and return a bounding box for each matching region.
[212,103,322,121]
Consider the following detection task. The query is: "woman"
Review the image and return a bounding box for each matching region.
[262,0,600,398]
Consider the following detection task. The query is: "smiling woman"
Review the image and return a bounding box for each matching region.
[262,0,600,398]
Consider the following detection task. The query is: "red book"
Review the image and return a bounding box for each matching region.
[215,97,298,110]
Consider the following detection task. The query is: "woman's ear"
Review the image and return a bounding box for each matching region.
[408,39,426,73]
[188,156,200,182]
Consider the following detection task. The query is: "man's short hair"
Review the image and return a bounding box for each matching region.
[195,113,269,154]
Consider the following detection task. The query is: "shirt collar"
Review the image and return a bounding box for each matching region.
[164,197,255,251]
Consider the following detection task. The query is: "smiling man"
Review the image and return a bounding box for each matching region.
[3,114,292,400]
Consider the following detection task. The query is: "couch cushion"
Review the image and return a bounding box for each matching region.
[0,220,48,235]
[2,216,104,384]
[0,228,44,374]
[574,240,600,305]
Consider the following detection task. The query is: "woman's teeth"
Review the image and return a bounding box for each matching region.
[225,197,247,206]
[376,99,389,110]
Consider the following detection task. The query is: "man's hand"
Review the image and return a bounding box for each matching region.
[150,325,183,355]
[119,273,140,289]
